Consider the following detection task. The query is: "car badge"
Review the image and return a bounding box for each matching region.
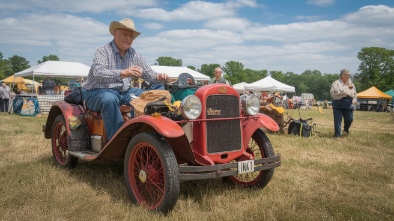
[207,108,221,116]
[218,86,227,94]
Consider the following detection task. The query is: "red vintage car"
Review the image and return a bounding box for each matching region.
[43,75,281,213]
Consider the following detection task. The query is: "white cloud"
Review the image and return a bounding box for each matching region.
[343,5,394,27]
[0,13,109,64]
[225,0,260,8]
[242,20,350,42]
[143,22,164,30]
[295,15,324,21]
[137,1,236,21]
[0,1,393,75]
[139,29,243,50]
[204,17,251,31]
[0,0,158,13]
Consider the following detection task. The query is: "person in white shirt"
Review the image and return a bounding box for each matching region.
[330,68,357,138]
[0,81,10,112]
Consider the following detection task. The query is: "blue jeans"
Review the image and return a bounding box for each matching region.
[333,107,353,137]
[83,84,164,141]
[0,98,9,112]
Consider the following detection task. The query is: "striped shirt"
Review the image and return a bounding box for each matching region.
[83,40,160,92]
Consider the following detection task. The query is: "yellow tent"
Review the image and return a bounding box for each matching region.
[1,75,41,93]
[1,75,26,84]
[357,86,392,99]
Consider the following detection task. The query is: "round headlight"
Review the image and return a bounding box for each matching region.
[241,94,260,115]
[181,95,202,119]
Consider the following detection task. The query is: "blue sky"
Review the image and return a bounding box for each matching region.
[0,0,393,75]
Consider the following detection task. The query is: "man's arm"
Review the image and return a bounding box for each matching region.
[89,48,124,84]
[132,51,163,85]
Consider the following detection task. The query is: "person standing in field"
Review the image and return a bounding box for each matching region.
[0,81,10,112]
[42,77,56,95]
[330,68,357,138]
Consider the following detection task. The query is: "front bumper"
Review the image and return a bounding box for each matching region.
[179,154,281,181]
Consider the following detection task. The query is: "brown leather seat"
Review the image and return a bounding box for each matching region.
[120,105,133,114]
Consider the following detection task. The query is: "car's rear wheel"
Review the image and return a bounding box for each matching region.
[51,115,78,168]
[225,129,275,188]
[124,132,179,213]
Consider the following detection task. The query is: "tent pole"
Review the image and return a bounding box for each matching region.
[32,75,36,94]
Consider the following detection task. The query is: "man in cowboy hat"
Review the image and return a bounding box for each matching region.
[83,18,169,140]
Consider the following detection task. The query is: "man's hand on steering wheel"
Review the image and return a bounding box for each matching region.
[156,73,169,83]
[120,66,142,79]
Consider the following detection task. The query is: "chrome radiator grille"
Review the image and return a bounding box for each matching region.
[206,95,242,153]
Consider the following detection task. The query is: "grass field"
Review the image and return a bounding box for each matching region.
[0,109,393,221]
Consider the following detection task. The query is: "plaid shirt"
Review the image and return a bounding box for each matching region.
[83,40,159,92]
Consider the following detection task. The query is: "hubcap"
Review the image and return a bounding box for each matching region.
[139,170,147,182]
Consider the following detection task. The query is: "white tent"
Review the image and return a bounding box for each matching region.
[14,61,90,78]
[150,66,210,81]
[246,75,295,92]
[232,82,249,93]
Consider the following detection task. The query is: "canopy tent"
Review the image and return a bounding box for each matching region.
[232,82,249,93]
[384,89,394,97]
[1,75,26,84]
[1,75,41,93]
[245,75,295,92]
[150,66,210,81]
[385,89,394,103]
[14,61,90,78]
[23,78,41,85]
[357,86,392,99]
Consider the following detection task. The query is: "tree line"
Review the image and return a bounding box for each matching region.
[1,47,393,100]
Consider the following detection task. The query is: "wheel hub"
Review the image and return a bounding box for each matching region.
[139,170,147,183]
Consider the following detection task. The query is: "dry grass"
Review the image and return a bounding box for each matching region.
[0,109,393,221]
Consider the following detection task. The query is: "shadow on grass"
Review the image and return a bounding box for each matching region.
[37,156,129,202]
[37,155,239,208]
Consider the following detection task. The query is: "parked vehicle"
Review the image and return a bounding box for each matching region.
[43,74,281,213]
[301,93,314,102]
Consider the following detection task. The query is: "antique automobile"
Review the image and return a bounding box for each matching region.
[43,74,281,213]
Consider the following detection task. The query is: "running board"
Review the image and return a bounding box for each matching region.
[69,150,99,161]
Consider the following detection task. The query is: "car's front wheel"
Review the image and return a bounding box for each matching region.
[225,129,275,188]
[124,132,179,213]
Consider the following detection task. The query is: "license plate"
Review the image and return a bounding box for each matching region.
[237,160,254,174]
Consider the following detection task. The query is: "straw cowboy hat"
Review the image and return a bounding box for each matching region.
[109,18,141,40]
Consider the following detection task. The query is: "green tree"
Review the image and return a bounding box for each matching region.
[198,63,221,78]
[7,55,30,77]
[222,61,245,85]
[356,47,394,91]
[243,69,267,83]
[187,66,196,70]
[38,54,60,64]
[270,71,286,82]
[156,56,182,66]
[0,51,12,79]
[222,61,244,77]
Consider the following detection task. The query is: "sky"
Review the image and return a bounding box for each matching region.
[0,0,394,75]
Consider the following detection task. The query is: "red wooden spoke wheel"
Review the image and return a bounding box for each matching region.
[51,115,78,168]
[226,129,275,188]
[124,132,179,213]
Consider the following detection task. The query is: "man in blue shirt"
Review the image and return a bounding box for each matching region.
[83,18,168,140]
